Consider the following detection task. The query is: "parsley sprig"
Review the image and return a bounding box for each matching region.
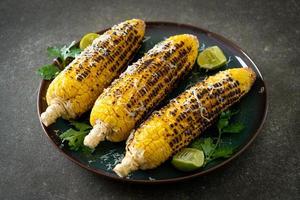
[190,109,244,165]
[36,41,82,80]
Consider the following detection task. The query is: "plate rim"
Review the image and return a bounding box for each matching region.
[37,21,268,184]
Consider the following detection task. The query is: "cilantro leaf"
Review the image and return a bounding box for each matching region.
[217,109,240,132]
[60,41,81,60]
[37,41,82,80]
[223,122,244,133]
[189,139,204,150]
[67,47,82,58]
[199,138,215,157]
[69,121,92,131]
[220,109,239,119]
[187,109,245,167]
[190,138,215,157]
[217,117,229,132]
[211,146,234,159]
[59,129,86,151]
[36,64,60,80]
[46,41,81,61]
[47,47,62,59]
[59,121,94,153]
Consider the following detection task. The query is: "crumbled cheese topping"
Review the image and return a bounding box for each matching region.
[123,65,135,76]
[190,88,210,122]
[147,40,176,56]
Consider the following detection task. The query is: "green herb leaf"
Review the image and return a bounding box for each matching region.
[47,47,62,59]
[200,138,215,157]
[67,47,82,58]
[190,139,204,150]
[59,129,85,151]
[219,109,239,120]
[187,109,245,167]
[36,64,60,80]
[223,122,244,133]
[59,121,93,153]
[38,41,82,80]
[69,121,92,131]
[211,146,234,159]
[60,41,81,60]
[217,109,240,132]
[191,138,215,157]
[217,118,229,132]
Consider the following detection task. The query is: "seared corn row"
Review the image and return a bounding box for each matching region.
[40,19,145,126]
[114,68,256,177]
[84,34,199,148]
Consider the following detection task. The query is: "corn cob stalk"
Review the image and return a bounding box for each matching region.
[40,19,145,126]
[114,68,256,177]
[83,34,199,148]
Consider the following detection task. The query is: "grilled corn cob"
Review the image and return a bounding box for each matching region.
[114,68,256,177]
[83,34,199,148]
[40,19,145,126]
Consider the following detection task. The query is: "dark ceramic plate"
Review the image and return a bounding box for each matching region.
[37,22,267,184]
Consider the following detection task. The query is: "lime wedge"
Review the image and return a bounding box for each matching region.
[79,33,99,50]
[197,46,227,70]
[171,148,205,172]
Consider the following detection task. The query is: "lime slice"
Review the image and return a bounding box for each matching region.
[79,33,99,50]
[197,46,227,70]
[171,148,205,172]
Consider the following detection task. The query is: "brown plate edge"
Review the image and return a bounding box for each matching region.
[37,21,268,184]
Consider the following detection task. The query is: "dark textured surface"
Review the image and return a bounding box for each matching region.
[0,0,299,199]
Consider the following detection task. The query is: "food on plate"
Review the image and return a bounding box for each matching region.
[83,34,200,148]
[113,68,256,177]
[37,41,82,80]
[197,46,227,70]
[173,109,245,172]
[171,148,205,171]
[79,33,100,50]
[40,19,145,126]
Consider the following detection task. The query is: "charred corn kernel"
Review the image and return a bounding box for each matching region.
[40,19,145,126]
[84,34,200,148]
[114,68,256,177]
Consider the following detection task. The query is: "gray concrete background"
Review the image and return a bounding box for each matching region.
[0,0,299,199]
